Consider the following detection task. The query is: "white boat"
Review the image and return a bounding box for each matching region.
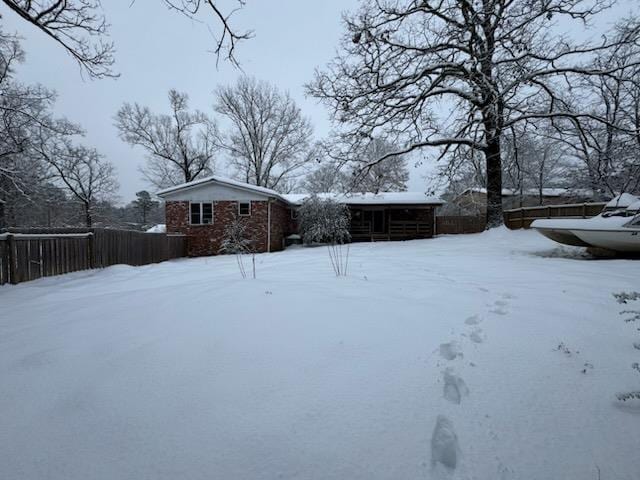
[531,194,640,253]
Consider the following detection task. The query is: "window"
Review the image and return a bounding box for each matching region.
[190,202,213,225]
[238,201,251,216]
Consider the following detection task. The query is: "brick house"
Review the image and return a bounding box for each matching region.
[158,176,443,256]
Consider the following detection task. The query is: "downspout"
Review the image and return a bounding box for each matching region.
[267,199,272,253]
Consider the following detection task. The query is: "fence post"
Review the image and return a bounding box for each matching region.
[519,208,524,229]
[87,232,95,269]
[7,233,17,284]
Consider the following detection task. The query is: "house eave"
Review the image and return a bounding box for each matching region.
[156,176,288,203]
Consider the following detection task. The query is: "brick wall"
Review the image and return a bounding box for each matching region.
[165,200,289,256]
[269,201,294,252]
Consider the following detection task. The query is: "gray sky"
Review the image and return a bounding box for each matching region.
[1,0,636,202]
[2,1,362,202]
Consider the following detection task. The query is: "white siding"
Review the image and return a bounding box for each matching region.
[161,182,271,202]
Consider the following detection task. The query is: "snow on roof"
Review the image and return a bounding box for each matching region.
[156,175,287,202]
[605,193,639,208]
[283,192,444,206]
[461,187,595,198]
[146,224,166,234]
[157,176,444,207]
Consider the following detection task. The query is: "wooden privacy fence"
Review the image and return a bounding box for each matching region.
[436,216,486,234]
[0,228,186,285]
[503,202,607,230]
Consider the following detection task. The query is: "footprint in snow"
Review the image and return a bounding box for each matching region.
[489,299,510,315]
[431,415,460,471]
[470,328,484,344]
[490,306,508,315]
[465,314,482,325]
[439,342,463,361]
[443,369,469,404]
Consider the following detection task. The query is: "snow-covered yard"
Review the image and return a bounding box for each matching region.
[1,228,639,480]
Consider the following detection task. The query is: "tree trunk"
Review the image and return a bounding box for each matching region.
[484,135,504,228]
[84,203,92,228]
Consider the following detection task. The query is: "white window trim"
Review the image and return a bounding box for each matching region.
[238,201,251,216]
[189,202,214,225]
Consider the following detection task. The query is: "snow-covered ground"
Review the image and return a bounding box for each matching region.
[1,228,639,480]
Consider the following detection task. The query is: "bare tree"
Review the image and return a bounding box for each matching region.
[500,126,571,205]
[302,162,349,194]
[159,0,252,68]
[0,0,251,78]
[347,138,409,193]
[116,90,218,189]
[215,76,314,192]
[308,1,640,227]
[0,28,94,227]
[557,22,640,197]
[34,128,118,226]
[0,29,57,197]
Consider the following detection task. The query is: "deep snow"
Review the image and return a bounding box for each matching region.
[1,228,639,480]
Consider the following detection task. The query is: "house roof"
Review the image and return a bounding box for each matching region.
[156,175,289,202]
[158,176,445,207]
[283,192,444,206]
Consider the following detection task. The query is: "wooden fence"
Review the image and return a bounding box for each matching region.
[503,202,607,230]
[0,227,186,285]
[436,216,486,234]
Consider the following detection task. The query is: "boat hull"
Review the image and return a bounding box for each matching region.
[534,228,591,247]
[572,229,640,252]
[532,216,640,252]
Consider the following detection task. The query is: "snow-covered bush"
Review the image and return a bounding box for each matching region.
[298,195,351,276]
[614,291,640,402]
[219,215,256,279]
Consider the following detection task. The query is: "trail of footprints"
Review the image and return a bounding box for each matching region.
[430,292,514,475]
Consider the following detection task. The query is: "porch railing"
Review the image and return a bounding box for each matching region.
[389,221,432,237]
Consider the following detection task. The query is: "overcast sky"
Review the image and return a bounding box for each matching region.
[1,0,636,203]
[1,1,362,201]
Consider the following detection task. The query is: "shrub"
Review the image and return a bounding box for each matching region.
[298,195,351,276]
[219,215,256,279]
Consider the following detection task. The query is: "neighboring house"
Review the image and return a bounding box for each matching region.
[452,187,599,214]
[157,176,444,256]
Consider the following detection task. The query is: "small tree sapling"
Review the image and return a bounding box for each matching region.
[219,215,256,279]
[298,195,351,276]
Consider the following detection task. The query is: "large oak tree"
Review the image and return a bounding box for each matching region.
[308,0,640,226]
